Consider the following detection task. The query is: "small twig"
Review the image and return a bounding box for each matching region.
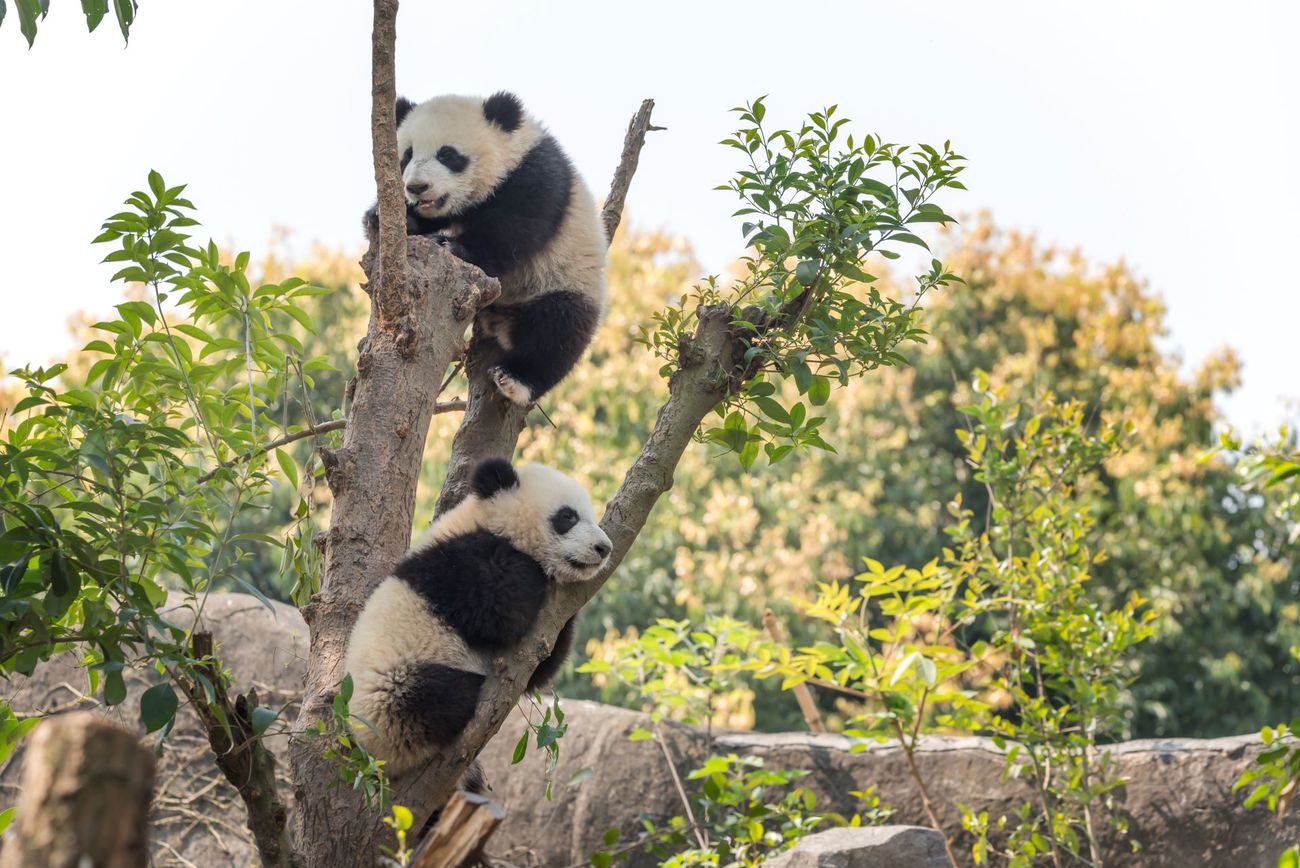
[602,99,662,242]
[652,722,708,850]
[762,608,825,733]
[193,400,466,486]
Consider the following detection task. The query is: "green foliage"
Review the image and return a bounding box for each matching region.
[579,617,763,732]
[510,692,569,799]
[555,222,1296,741]
[592,754,882,868]
[0,172,328,771]
[3,0,136,47]
[1235,718,1300,814]
[642,99,964,468]
[956,381,1153,866]
[585,384,1156,866]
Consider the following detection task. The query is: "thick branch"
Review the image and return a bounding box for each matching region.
[286,5,503,865]
[433,99,661,517]
[601,98,661,242]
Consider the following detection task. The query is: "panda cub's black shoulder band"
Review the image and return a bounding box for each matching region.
[471,458,519,498]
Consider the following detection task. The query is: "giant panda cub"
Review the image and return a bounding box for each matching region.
[343,458,611,777]
[364,91,607,407]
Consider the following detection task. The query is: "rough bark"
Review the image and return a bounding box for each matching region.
[0,712,154,868]
[286,5,502,861]
[433,99,661,517]
[287,234,497,867]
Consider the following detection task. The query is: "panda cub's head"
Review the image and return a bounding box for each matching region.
[444,458,611,582]
[396,92,538,221]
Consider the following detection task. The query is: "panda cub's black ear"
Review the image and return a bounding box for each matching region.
[395,96,416,128]
[471,458,520,498]
[482,91,524,133]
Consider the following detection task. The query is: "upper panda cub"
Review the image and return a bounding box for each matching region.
[364,91,607,407]
[343,458,611,777]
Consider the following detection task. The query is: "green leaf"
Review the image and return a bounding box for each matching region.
[250,706,278,736]
[567,766,595,788]
[111,0,133,42]
[275,448,299,489]
[16,0,42,47]
[140,683,178,733]
[0,808,14,837]
[795,259,819,287]
[81,0,107,31]
[230,574,277,616]
[511,730,528,764]
[808,376,831,406]
[627,727,654,742]
[103,670,127,706]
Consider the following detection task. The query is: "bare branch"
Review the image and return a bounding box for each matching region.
[602,98,662,243]
[195,420,346,485]
[434,99,660,516]
[370,0,407,326]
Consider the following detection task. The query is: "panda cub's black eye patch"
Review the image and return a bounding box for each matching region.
[550,507,579,536]
[436,146,469,173]
[400,147,412,171]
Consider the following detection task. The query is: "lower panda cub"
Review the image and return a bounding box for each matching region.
[343,458,611,777]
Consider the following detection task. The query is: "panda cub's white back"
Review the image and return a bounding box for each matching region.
[363,91,607,407]
[343,459,610,777]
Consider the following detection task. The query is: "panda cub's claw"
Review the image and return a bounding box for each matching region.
[490,366,532,406]
[433,233,470,262]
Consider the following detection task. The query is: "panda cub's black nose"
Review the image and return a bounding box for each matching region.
[593,541,611,558]
[407,181,430,195]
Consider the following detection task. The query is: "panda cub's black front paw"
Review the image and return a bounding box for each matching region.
[433,234,470,262]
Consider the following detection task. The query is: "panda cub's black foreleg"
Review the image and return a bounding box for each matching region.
[486,291,600,405]
[527,616,575,692]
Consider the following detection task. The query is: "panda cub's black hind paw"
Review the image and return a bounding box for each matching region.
[489,366,533,407]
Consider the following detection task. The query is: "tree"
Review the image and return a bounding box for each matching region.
[0,4,966,867]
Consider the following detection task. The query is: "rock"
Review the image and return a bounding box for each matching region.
[764,826,950,868]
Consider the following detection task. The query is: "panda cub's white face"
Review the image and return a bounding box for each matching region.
[397,94,539,220]
[426,463,612,583]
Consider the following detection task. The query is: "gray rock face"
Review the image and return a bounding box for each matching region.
[3,593,1296,868]
[764,826,950,868]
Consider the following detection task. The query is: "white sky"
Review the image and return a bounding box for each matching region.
[1,0,1296,432]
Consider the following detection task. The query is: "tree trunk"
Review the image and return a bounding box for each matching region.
[0,712,154,868]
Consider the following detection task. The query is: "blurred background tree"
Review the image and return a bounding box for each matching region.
[10,217,1294,740]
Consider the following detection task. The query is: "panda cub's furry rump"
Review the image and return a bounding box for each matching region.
[365,91,607,406]
[344,459,610,777]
